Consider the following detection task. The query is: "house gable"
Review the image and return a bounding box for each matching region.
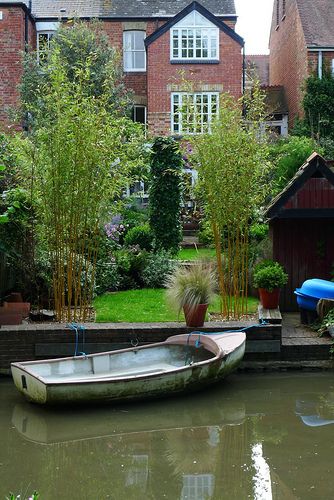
[145,1,244,47]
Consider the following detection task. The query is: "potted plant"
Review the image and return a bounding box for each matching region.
[253,261,288,309]
[165,263,216,327]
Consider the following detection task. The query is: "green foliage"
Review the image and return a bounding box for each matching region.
[115,247,148,290]
[302,73,334,140]
[198,219,214,245]
[124,223,153,251]
[121,203,149,229]
[269,135,319,194]
[6,493,39,500]
[249,223,269,242]
[194,86,271,318]
[253,262,288,292]
[166,263,217,314]
[319,137,334,159]
[19,20,133,126]
[149,137,183,255]
[94,261,120,295]
[17,47,144,320]
[141,251,176,288]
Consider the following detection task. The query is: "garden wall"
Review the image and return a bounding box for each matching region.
[0,322,281,374]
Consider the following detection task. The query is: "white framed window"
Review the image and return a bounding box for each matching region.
[171,92,219,134]
[123,31,146,72]
[37,32,55,63]
[171,10,219,61]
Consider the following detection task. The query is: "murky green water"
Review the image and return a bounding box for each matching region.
[1,373,334,499]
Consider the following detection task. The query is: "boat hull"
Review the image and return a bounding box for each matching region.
[11,333,245,405]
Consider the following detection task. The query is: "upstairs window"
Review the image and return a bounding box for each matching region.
[171,92,219,135]
[37,32,54,63]
[123,31,146,72]
[171,11,219,61]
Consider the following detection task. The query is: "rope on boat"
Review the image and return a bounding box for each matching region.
[67,322,86,357]
[184,320,269,365]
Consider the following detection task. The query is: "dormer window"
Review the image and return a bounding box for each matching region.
[170,11,219,61]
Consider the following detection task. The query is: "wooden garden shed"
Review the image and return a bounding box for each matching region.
[265,152,334,311]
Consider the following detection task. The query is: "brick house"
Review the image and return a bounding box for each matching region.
[0,0,244,135]
[269,0,334,127]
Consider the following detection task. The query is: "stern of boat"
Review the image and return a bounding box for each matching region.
[11,364,47,404]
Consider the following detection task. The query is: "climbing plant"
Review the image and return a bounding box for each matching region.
[149,137,183,255]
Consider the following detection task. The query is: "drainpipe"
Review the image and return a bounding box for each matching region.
[318,50,323,79]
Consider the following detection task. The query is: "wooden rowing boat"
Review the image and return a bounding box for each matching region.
[11,331,246,405]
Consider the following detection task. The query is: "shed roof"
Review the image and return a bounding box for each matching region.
[4,0,236,19]
[265,152,334,220]
[296,0,334,48]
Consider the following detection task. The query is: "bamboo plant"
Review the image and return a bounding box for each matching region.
[194,86,271,319]
[18,48,144,321]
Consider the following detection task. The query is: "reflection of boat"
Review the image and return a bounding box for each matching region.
[12,396,246,444]
[11,332,245,405]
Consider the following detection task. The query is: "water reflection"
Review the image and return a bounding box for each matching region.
[2,374,334,499]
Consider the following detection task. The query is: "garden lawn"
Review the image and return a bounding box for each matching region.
[94,289,259,323]
[176,248,216,261]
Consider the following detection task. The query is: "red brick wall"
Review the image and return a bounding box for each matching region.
[0,7,27,125]
[308,51,334,75]
[147,27,243,135]
[269,0,308,126]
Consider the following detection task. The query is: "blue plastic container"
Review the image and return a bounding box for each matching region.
[294,278,334,311]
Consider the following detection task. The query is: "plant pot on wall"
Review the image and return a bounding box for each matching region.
[258,288,280,309]
[253,260,288,310]
[183,304,208,327]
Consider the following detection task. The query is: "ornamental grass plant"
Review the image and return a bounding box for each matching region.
[165,263,217,315]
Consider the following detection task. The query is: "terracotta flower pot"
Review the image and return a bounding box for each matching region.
[258,288,281,309]
[183,303,208,327]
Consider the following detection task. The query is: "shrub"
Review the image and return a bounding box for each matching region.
[269,136,319,195]
[149,137,183,255]
[94,261,120,295]
[124,223,153,251]
[115,247,148,290]
[198,219,214,245]
[141,251,176,288]
[253,262,288,292]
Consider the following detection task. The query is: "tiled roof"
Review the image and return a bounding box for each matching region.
[27,0,236,19]
[245,55,269,86]
[296,0,334,47]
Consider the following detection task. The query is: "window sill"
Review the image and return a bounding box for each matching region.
[124,69,147,73]
[170,59,219,65]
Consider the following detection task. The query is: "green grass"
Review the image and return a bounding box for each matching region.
[94,288,258,323]
[176,247,216,261]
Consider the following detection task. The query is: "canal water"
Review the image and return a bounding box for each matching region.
[1,372,334,500]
